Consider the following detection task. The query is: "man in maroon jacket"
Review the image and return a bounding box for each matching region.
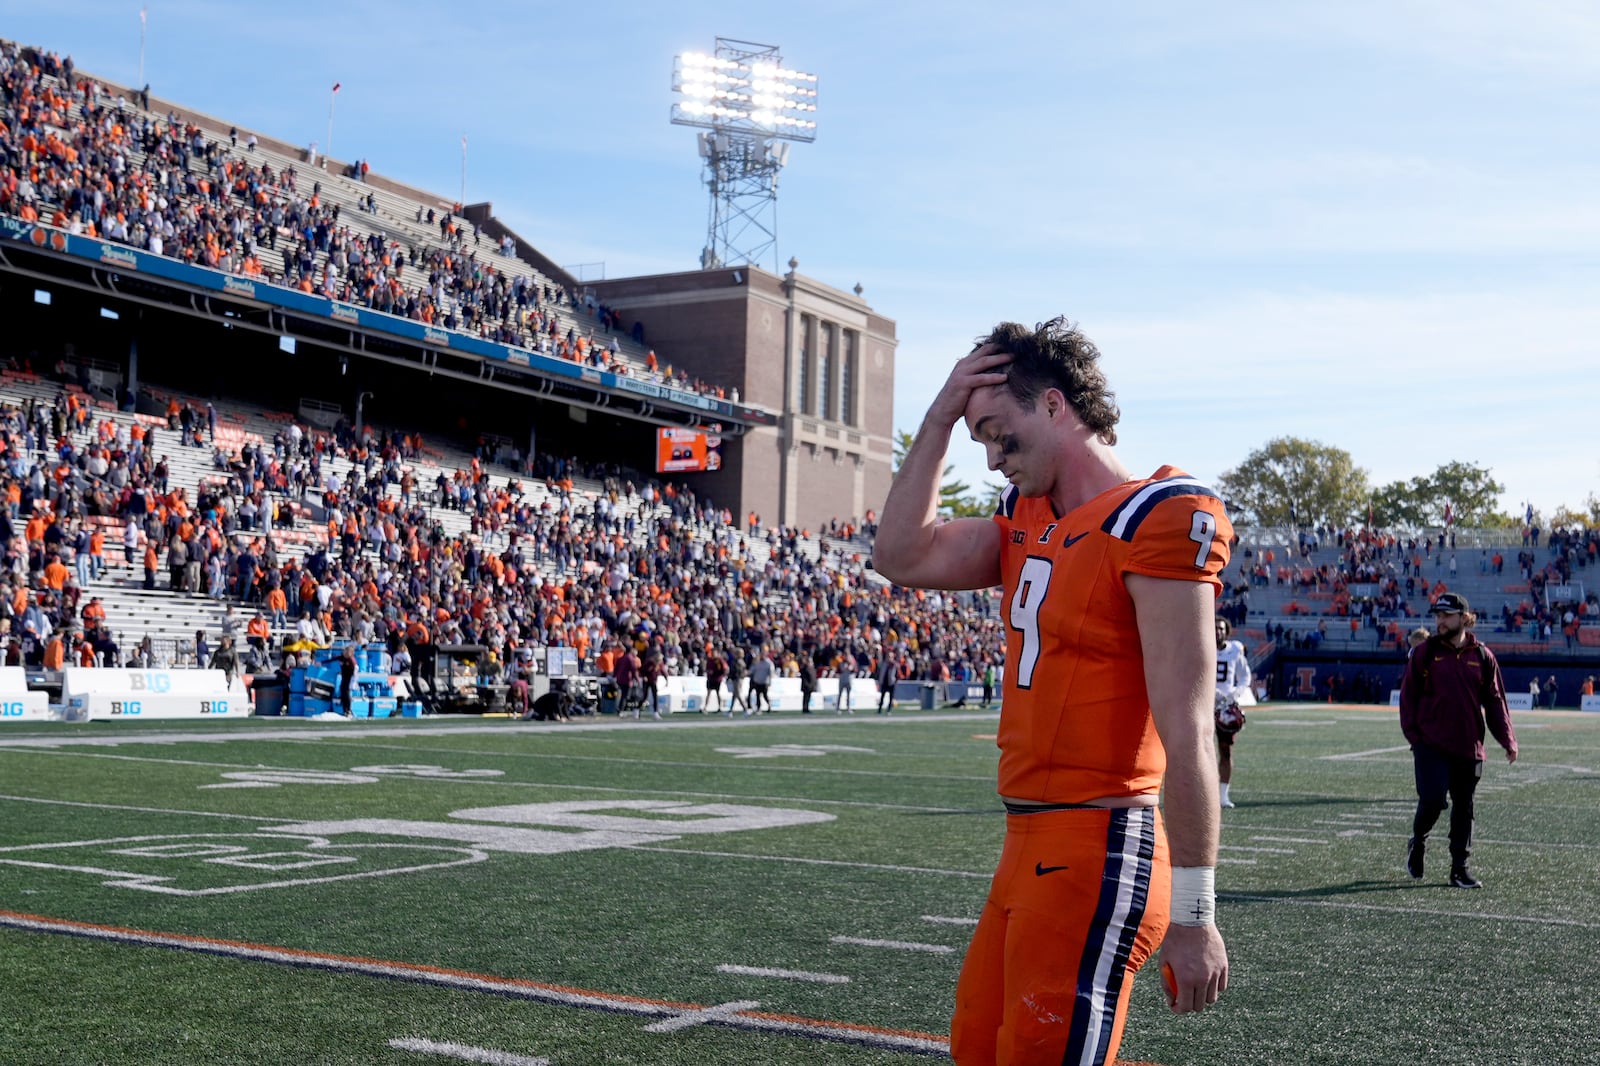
[1399,592,1518,889]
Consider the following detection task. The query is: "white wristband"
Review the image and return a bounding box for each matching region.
[1171,866,1216,927]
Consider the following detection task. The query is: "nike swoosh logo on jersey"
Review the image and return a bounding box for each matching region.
[1059,531,1089,549]
[1035,862,1070,876]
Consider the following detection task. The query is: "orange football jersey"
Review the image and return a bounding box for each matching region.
[992,466,1233,803]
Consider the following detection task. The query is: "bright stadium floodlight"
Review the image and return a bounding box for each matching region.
[671,37,818,272]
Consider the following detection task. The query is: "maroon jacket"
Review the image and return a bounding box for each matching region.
[1399,632,1517,761]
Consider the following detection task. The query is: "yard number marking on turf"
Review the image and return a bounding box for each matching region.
[202,764,504,790]
[0,833,488,895]
[831,936,955,954]
[718,964,850,984]
[388,1037,550,1066]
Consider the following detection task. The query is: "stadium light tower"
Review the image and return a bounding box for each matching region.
[671,39,818,273]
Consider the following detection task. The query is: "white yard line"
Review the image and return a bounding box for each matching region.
[0,753,981,814]
[1218,845,1296,854]
[831,936,954,954]
[717,964,849,984]
[1,740,994,786]
[387,1039,549,1066]
[0,793,283,821]
[0,711,1002,749]
[625,844,991,879]
[1321,745,1413,761]
[1222,893,1600,930]
[921,915,979,926]
[1250,836,1330,845]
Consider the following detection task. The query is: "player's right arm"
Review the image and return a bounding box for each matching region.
[872,349,1009,590]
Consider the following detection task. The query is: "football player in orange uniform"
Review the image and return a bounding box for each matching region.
[874,316,1230,1066]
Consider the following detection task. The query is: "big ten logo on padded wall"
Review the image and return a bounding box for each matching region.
[0,702,24,716]
[128,673,174,693]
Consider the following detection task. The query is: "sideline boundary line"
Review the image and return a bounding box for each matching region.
[0,910,950,1056]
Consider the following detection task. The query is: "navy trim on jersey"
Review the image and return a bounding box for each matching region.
[1100,478,1218,541]
[995,483,1019,520]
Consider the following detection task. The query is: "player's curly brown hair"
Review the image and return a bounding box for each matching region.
[976,316,1120,445]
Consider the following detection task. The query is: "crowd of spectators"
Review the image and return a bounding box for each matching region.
[0,367,1004,703]
[0,40,737,404]
[1224,523,1599,653]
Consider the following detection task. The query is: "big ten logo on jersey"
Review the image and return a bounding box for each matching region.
[110,700,143,715]
[0,701,25,717]
[1011,529,1026,544]
[128,672,173,693]
[200,700,229,714]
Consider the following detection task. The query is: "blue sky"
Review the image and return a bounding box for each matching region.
[13,1,1599,520]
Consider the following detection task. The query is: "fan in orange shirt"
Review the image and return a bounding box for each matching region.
[874,316,1230,1066]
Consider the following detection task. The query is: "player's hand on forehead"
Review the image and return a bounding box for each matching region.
[927,343,1011,426]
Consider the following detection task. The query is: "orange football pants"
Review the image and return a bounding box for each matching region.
[951,805,1170,1066]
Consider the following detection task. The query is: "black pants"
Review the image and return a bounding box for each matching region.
[1411,744,1482,867]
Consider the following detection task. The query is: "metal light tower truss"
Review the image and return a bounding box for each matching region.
[671,39,818,273]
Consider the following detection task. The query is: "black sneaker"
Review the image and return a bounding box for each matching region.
[1450,867,1482,889]
[1405,838,1424,880]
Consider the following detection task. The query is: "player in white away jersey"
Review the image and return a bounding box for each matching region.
[1214,619,1252,809]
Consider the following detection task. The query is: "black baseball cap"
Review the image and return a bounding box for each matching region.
[1430,592,1470,615]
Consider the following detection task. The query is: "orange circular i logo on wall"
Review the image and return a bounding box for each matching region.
[50,231,67,251]
[29,227,46,246]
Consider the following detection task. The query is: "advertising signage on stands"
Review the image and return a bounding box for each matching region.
[0,221,774,426]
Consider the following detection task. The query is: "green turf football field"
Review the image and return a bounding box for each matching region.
[2,704,1596,1066]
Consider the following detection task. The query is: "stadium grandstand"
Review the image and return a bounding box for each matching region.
[0,35,961,706]
[0,35,1594,718]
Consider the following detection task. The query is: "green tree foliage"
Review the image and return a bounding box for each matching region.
[946,480,1006,518]
[892,430,1003,518]
[1216,437,1370,528]
[1425,461,1505,527]
[1369,462,1506,528]
[1549,503,1593,530]
[1370,478,1429,527]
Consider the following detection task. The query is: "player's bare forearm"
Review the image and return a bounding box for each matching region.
[872,411,954,583]
[1129,574,1220,864]
[1130,574,1229,1013]
[873,349,1008,590]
